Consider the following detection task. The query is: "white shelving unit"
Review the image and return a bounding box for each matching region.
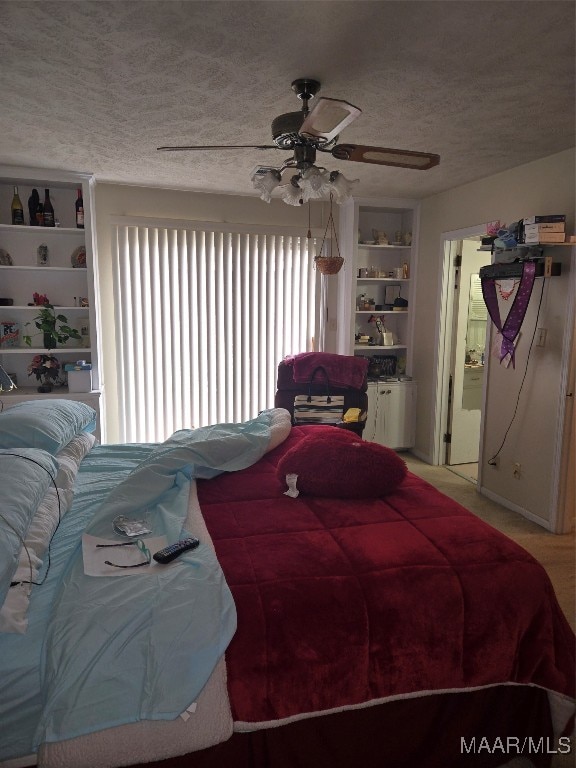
[337,197,419,373]
[336,197,420,449]
[0,166,103,438]
[355,245,411,363]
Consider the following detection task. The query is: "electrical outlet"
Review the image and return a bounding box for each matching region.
[513,462,521,479]
[489,456,499,469]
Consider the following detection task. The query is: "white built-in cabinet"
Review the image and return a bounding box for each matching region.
[337,197,420,449]
[0,166,103,439]
[365,381,417,450]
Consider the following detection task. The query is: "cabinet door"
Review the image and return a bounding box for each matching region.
[365,382,378,441]
[367,381,416,449]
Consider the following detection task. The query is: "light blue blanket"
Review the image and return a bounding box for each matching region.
[34,409,289,745]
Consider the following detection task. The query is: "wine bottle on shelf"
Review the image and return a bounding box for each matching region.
[28,188,40,225]
[11,186,25,225]
[75,188,84,228]
[42,188,55,227]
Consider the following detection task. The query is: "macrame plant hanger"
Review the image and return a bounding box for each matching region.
[481,261,536,368]
[314,194,344,275]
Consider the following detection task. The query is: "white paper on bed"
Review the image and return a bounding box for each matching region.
[81,534,167,577]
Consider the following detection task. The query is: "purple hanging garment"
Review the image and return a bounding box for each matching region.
[481,262,536,368]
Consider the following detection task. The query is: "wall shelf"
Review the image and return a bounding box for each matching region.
[337,197,418,377]
[0,166,102,438]
[0,347,91,354]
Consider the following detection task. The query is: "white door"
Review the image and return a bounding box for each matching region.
[447,241,488,464]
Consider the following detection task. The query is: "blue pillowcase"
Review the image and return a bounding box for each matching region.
[0,448,59,607]
[0,399,96,455]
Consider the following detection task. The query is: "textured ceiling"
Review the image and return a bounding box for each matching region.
[1,1,574,200]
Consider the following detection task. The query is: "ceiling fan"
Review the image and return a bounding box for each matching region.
[157,79,440,204]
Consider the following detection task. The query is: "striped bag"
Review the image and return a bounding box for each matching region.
[293,366,345,425]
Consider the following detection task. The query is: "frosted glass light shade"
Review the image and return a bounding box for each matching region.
[299,167,331,199]
[252,169,282,202]
[329,171,359,204]
[281,180,309,206]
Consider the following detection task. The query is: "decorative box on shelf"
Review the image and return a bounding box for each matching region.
[64,361,92,392]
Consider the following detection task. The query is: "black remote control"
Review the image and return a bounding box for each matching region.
[153,537,200,564]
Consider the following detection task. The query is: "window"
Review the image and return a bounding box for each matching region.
[113,221,320,442]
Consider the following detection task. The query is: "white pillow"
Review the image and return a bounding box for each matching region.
[55,432,96,489]
[0,432,95,634]
[0,487,61,633]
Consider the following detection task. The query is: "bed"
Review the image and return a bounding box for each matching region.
[0,399,573,768]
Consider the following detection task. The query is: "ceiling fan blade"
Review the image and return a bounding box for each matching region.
[299,98,361,143]
[157,144,278,152]
[331,144,440,170]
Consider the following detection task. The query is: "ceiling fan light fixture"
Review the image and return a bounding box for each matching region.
[299,167,332,198]
[256,166,358,206]
[251,168,282,202]
[280,176,309,206]
[329,171,359,204]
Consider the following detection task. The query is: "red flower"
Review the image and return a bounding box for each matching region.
[27,354,60,382]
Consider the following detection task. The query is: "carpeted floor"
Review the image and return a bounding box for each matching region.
[405,455,575,768]
[447,462,479,482]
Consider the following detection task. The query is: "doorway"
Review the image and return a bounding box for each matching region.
[433,224,492,483]
[446,239,489,477]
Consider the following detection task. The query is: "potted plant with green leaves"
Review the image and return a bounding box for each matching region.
[23,294,82,351]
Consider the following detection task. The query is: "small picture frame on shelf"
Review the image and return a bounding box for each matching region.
[0,248,13,266]
[79,317,90,348]
[37,244,49,266]
[0,320,20,348]
[71,246,87,268]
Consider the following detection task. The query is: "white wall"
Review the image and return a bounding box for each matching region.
[413,149,575,528]
[93,185,328,443]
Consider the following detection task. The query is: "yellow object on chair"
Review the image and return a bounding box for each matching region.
[343,408,362,423]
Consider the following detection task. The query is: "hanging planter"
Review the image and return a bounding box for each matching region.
[316,254,344,275]
[314,194,344,276]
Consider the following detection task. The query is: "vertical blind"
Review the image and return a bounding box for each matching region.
[113,223,319,442]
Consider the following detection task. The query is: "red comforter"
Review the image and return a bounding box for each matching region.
[196,426,575,729]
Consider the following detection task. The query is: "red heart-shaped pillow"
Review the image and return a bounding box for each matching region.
[277,430,407,498]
